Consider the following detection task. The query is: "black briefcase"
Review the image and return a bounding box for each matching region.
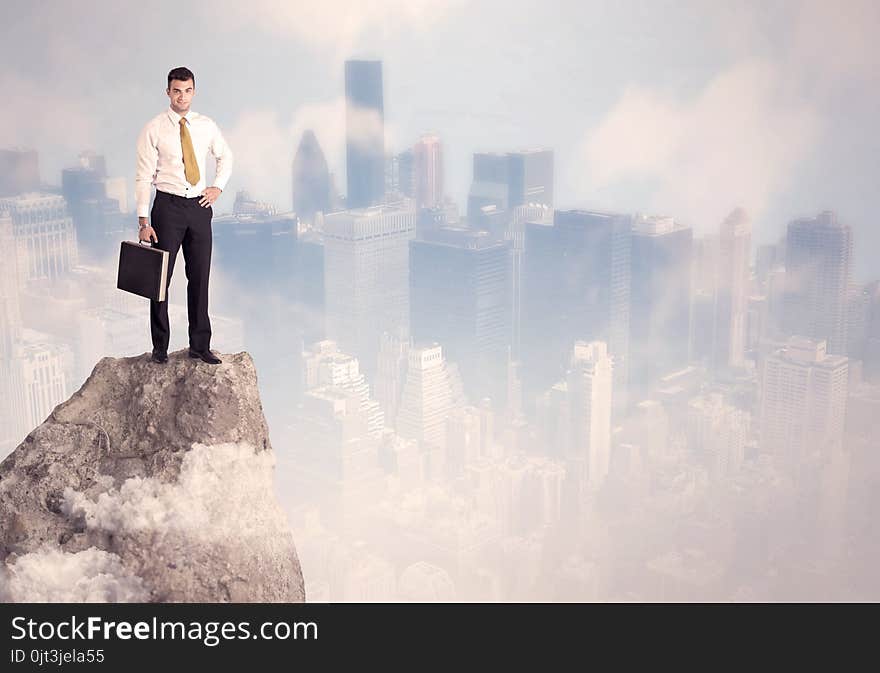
[117,240,170,301]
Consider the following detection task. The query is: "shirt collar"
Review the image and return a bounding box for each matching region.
[167,107,196,125]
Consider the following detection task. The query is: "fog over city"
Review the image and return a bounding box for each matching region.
[1,0,879,601]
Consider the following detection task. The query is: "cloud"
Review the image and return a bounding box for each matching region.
[208,0,464,55]
[581,60,820,231]
[579,0,880,232]
[1,547,148,602]
[63,441,288,543]
[0,72,96,158]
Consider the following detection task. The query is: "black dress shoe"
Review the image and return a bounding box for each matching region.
[189,349,222,364]
[151,350,168,364]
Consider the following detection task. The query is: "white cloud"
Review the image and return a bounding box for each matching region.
[579,0,880,232]
[1,547,148,602]
[208,0,464,55]
[0,72,96,155]
[63,441,289,543]
[581,60,819,231]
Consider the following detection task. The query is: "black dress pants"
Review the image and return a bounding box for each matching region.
[149,189,213,354]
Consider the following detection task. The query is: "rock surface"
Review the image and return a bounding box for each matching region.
[0,349,305,602]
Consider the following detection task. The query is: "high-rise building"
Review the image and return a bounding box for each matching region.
[508,203,552,360]
[0,211,21,360]
[292,130,331,224]
[396,343,463,452]
[374,330,410,428]
[522,210,630,413]
[10,329,74,442]
[303,340,384,436]
[629,214,692,394]
[410,227,511,407]
[760,336,848,466]
[323,202,416,376]
[0,148,40,197]
[391,149,415,199]
[345,60,385,208]
[784,210,852,355]
[413,134,443,210]
[566,341,613,490]
[232,190,276,217]
[863,282,880,383]
[0,193,78,284]
[0,211,23,458]
[466,149,553,222]
[538,341,613,493]
[712,208,751,370]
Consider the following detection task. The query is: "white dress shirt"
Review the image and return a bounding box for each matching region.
[135,107,234,218]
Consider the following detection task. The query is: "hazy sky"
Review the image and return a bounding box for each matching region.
[2,0,878,276]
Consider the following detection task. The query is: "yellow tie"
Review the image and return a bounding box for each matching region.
[179,118,200,185]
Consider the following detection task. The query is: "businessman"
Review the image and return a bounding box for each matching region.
[136,66,233,365]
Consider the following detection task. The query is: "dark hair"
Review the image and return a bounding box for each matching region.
[167,67,195,89]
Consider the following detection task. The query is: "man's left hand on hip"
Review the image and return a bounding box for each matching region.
[199,186,222,207]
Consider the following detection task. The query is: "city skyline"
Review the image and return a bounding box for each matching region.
[2,2,879,603]
[1,0,878,277]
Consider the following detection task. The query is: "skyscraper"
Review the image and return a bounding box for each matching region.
[713,208,751,370]
[323,202,416,376]
[509,203,552,360]
[466,149,553,222]
[292,129,331,224]
[396,343,463,453]
[538,341,613,492]
[567,341,613,491]
[302,340,385,436]
[629,214,692,395]
[0,193,78,284]
[410,227,511,407]
[413,134,443,210]
[0,211,22,458]
[784,210,852,355]
[0,211,21,360]
[760,336,848,466]
[521,210,631,413]
[345,60,385,208]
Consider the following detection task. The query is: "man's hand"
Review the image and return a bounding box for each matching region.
[138,217,158,243]
[199,186,222,208]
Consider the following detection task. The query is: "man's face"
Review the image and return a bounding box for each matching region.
[166,78,195,114]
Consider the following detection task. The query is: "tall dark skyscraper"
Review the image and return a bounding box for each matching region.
[344,60,385,208]
[629,215,693,395]
[410,227,511,407]
[292,130,331,224]
[466,149,553,222]
[521,210,631,412]
[784,210,852,355]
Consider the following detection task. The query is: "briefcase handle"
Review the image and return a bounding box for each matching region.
[138,240,152,246]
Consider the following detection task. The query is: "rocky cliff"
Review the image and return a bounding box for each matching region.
[0,349,305,602]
